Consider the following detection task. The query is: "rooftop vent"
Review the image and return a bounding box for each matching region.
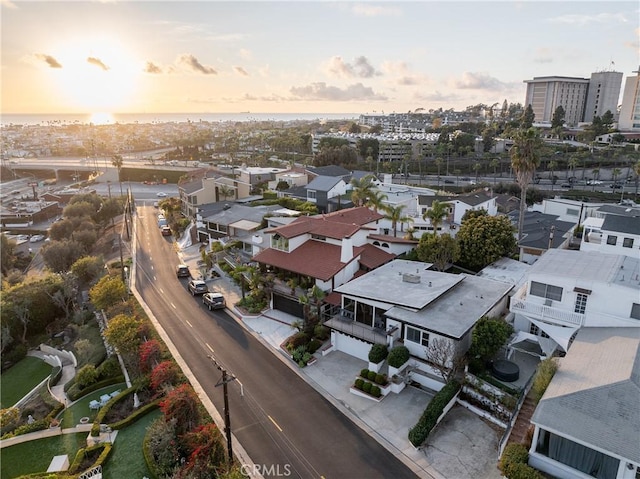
[402,273,421,284]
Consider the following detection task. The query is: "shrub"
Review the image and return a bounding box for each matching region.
[307,338,322,354]
[408,380,460,447]
[387,345,410,368]
[360,368,370,378]
[354,378,364,390]
[313,324,330,340]
[367,370,377,381]
[76,364,98,388]
[375,374,387,386]
[505,462,545,479]
[368,343,388,364]
[96,357,121,380]
[499,443,529,476]
[287,332,309,350]
[370,385,381,398]
[362,382,372,394]
[532,358,558,403]
[469,316,514,362]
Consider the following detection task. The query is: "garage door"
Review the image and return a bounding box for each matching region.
[273,293,305,318]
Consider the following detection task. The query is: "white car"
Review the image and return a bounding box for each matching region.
[30,234,45,243]
[586,179,603,185]
[156,192,167,197]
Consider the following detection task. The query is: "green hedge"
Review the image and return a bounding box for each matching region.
[387,345,410,368]
[68,443,111,474]
[110,400,161,430]
[67,375,125,401]
[368,343,388,363]
[408,380,460,447]
[498,443,545,479]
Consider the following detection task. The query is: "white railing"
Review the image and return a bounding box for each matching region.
[510,299,584,326]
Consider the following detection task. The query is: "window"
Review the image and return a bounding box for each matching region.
[307,190,317,200]
[574,293,588,314]
[529,323,549,338]
[565,208,579,217]
[530,281,563,301]
[623,238,634,248]
[311,234,326,241]
[405,325,429,347]
[606,235,617,245]
[271,234,289,252]
[631,303,640,321]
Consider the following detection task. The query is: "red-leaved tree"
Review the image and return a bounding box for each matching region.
[159,384,201,436]
[139,339,162,373]
[151,360,181,392]
[177,423,227,479]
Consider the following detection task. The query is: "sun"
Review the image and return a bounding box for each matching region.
[52,36,140,113]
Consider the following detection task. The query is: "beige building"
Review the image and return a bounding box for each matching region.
[618,69,640,131]
[524,76,590,126]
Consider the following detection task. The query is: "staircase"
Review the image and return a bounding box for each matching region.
[506,393,537,447]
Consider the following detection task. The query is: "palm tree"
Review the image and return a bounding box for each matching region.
[350,175,376,207]
[384,204,413,237]
[364,189,388,212]
[548,160,558,191]
[633,160,640,197]
[510,127,542,241]
[612,168,621,184]
[490,158,499,184]
[218,184,235,202]
[111,154,124,196]
[423,200,450,232]
[435,157,443,187]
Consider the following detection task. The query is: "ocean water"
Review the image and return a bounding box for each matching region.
[1,112,359,127]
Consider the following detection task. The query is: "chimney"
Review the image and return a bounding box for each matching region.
[340,236,354,263]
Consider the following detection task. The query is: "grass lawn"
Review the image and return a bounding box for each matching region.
[0,432,87,478]
[102,409,160,479]
[0,356,52,409]
[59,383,127,429]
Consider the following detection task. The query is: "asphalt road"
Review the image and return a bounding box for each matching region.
[133,206,418,479]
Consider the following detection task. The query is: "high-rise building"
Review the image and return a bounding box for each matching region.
[618,68,640,131]
[583,70,623,123]
[524,76,589,126]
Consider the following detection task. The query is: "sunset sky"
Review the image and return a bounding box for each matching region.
[1,1,638,115]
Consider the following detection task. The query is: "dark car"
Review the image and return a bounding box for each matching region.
[560,182,571,188]
[202,292,225,310]
[187,279,208,296]
[610,183,623,189]
[444,179,454,184]
[176,264,190,278]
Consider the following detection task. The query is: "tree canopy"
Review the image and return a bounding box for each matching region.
[415,233,459,272]
[457,215,516,270]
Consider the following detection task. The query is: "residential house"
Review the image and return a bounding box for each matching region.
[509,249,640,357]
[581,213,640,258]
[237,165,288,192]
[280,175,350,214]
[252,206,396,318]
[196,203,282,255]
[508,210,576,264]
[528,327,640,479]
[327,259,513,391]
[417,190,497,230]
[179,174,251,218]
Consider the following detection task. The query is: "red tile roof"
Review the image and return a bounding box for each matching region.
[368,233,419,244]
[359,243,396,270]
[266,206,383,239]
[253,240,364,281]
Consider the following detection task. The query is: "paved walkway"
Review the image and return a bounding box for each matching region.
[177,242,505,479]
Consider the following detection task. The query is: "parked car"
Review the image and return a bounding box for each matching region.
[444,179,454,184]
[29,234,45,243]
[202,292,225,310]
[586,179,603,185]
[161,225,171,236]
[560,182,571,188]
[188,279,208,296]
[156,192,167,197]
[176,264,190,278]
[610,183,623,189]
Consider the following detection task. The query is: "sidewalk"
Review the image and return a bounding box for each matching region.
[177,243,504,479]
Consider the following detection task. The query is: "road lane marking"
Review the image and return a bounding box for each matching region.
[186,320,193,328]
[159,288,164,294]
[170,302,176,309]
[268,415,283,432]
[205,343,214,353]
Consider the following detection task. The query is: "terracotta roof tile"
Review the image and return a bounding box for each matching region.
[359,243,396,269]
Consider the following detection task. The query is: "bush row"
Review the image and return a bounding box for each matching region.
[359,369,389,386]
[499,443,545,479]
[1,399,64,440]
[353,378,382,398]
[66,375,125,401]
[408,380,460,447]
[68,442,111,475]
[111,400,161,431]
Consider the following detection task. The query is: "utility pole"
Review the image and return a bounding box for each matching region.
[208,355,237,468]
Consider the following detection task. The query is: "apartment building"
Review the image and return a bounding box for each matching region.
[524,76,590,126]
[618,69,640,131]
[583,70,624,123]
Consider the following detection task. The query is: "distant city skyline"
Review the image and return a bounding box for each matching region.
[1,1,638,116]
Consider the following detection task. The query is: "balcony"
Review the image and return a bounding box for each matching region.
[324,311,387,345]
[510,297,584,327]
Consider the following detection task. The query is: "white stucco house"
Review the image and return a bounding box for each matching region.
[581,214,640,259]
[509,249,640,357]
[326,259,513,391]
[528,327,640,479]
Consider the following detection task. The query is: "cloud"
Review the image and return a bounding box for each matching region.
[221,93,288,103]
[547,12,628,26]
[87,57,110,71]
[381,61,427,86]
[413,91,463,103]
[326,55,380,78]
[351,3,402,17]
[290,82,387,101]
[0,0,18,9]
[34,53,62,69]
[177,54,217,74]
[453,72,506,90]
[233,66,249,76]
[144,61,163,74]
[239,48,252,60]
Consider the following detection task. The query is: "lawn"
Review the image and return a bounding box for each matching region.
[0,432,87,478]
[58,383,127,429]
[0,356,52,409]
[102,409,160,479]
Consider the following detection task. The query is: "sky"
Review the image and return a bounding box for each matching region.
[1,0,638,116]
